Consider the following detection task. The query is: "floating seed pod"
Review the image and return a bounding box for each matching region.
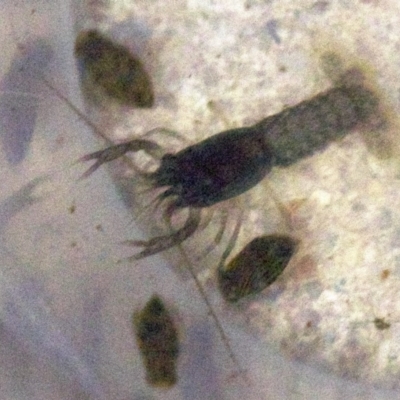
[218,234,298,302]
[74,29,154,107]
[133,295,179,387]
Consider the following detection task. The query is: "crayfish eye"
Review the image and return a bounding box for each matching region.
[153,153,180,185]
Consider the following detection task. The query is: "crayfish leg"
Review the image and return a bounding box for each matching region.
[218,205,245,269]
[122,207,201,260]
[194,208,229,261]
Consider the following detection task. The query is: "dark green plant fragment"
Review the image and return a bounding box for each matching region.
[74,29,154,107]
[133,295,179,387]
[218,234,298,302]
[374,317,391,331]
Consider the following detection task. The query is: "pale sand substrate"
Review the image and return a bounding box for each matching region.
[89,0,400,389]
[3,1,400,399]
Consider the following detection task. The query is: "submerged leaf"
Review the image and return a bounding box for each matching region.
[75,29,154,107]
[133,296,179,387]
[218,234,298,302]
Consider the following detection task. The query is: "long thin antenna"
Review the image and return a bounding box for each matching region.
[41,78,142,177]
[176,229,250,385]
[44,79,250,385]
[41,78,112,143]
[158,196,248,381]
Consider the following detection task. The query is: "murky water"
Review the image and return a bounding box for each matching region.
[2,1,400,399]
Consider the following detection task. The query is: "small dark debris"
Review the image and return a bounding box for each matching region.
[374,317,391,330]
[265,19,281,44]
[381,269,390,280]
[351,202,366,212]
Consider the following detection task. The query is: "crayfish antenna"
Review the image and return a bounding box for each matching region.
[78,139,163,179]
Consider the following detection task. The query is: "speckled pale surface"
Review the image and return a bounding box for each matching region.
[83,0,400,389]
[3,0,400,399]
